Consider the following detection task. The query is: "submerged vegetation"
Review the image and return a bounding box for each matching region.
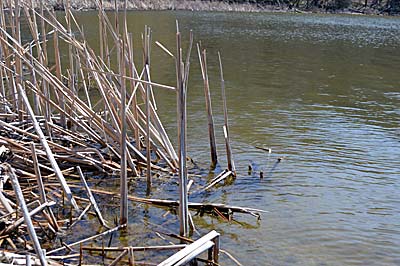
[0,0,265,265]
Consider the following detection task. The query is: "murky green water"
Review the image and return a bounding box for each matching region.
[68,11,400,265]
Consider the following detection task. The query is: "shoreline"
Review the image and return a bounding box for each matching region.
[33,0,399,16]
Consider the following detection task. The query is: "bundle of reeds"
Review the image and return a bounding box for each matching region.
[0,0,263,264]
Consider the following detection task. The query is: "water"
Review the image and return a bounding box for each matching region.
[71,11,400,265]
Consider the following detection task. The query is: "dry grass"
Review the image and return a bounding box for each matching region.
[32,0,272,12]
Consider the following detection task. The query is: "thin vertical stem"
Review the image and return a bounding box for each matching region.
[99,0,104,61]
[197,45,218,168]
[218,52,236,175]
[144,26,152,195]
[40,1,51,124]
[14,0,22,118]
[145,64,151,195]
[127,33,141,151]
[53,25,66,128]
[176,23,188,237]
[119,0,128,225]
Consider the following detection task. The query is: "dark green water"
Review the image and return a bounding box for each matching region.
[69,11,400,265]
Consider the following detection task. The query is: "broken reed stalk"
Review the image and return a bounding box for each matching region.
[218,52,236,175]
[144,26,152,195]
[119,32,128,224]
[0,189,13,215]
[127,33,141,151]
[6,164,47,266]
[197,44,218,168]
[39,0,52,131]
[76,186,267,218]
[145,64,152,195]
[77,166,108,228]
[66,0,76,102]
[99,0,104,61]
[2,200,56,236]
[30,142,59,231]
[176,22,189,237]
[202,169,233,191]
[158,230,220,266]
[17,84,80,211]
[13,0,23,120]
[52,13,66,128]
[109,249,128,266]
[30,143,46,204]
[0,2,258,264]
[47,224,126,255]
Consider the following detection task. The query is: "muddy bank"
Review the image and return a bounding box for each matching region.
[40,0,271,12]
[34,0,399,15]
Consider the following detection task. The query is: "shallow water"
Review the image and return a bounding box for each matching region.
[69,11,400,265]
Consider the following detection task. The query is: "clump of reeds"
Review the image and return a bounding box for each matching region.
[0,0,264,264]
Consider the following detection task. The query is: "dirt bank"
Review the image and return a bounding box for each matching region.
[33,0,399,15]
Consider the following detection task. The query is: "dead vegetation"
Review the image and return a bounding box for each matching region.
[0,0,265,265]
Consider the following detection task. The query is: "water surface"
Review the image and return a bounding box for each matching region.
[72,11,400,265]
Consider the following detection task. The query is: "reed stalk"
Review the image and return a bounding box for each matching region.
[197,45,218,168]
[17,84,79,211]
[77,166,107,227]
[176,23,189,237]
[0,2,256,264]
[144,26,152,195]
[119,35,128,225]
[6,164,47,266]
[30,142,59,231]
[218,52,236,175]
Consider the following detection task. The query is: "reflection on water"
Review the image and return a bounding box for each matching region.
[69,11,400,265]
